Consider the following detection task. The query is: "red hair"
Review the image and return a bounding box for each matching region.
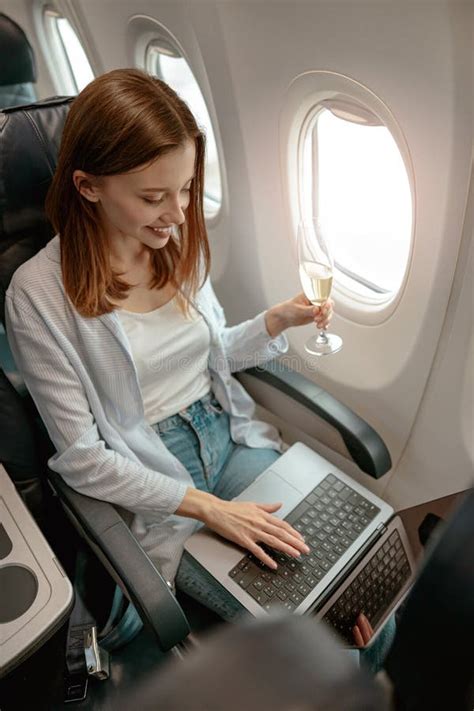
[45,68,210,318]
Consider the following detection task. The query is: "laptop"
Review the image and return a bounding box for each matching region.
[184,442,417,648]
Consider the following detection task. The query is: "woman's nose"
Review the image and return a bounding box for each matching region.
[162,195,186,225]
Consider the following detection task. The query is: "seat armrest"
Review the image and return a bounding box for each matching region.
[240,362,391,479]
[48,470,191,651]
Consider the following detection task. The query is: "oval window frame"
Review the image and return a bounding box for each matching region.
[127,14,226,228]
[33,1,95,95]
[280,70,416,326]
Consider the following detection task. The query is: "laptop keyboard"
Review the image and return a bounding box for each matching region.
[228,473,380,612]
[323,529,411,643]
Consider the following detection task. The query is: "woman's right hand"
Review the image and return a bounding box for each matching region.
[176,488,310,568]
[204,498,310,568]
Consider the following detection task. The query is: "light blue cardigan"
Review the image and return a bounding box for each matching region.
[5,235,289,583]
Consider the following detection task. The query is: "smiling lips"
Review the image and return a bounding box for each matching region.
[148,225,172,236]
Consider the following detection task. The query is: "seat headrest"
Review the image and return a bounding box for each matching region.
[0,13,37,86]
[0,96,73,323]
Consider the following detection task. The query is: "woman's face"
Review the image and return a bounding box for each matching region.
[75,139,196,257]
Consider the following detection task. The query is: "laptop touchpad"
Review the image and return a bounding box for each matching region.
[234,469,302,519]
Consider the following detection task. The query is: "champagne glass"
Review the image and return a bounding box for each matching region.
[297,218,343,356]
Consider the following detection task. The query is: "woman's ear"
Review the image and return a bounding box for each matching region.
[73,170,101,203]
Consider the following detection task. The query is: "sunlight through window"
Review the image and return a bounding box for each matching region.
[147,46,222,220]
[302,107,412,297]
[43,7,94,94]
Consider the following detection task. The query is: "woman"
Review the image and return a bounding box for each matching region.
[6,69,383,647]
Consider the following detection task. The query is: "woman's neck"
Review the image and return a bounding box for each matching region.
[107,230,151,271]
[110,245,151,274]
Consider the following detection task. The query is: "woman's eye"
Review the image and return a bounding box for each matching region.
[142,188,190,206]
[143,197,164,205]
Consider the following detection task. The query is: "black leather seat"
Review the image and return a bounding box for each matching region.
[0,97,72,514]
[0,13,37,109]
[0,96,393,668]
[0,98,192,658]
[0,365,44,516]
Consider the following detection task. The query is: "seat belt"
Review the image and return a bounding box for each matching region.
[63,550,143,703]
[64,552,110,703]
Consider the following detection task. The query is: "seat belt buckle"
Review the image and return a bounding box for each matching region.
[84,626,110,680]
[64,674,88,703]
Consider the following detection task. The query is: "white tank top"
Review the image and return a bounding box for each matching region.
[116,296,212,425]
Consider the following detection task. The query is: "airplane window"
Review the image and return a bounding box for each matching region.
[43,6,94,94]
[301,104,412,299]
[146,42,222,220]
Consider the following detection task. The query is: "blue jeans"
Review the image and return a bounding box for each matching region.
[152,391,280,622]
[152,392,395,671]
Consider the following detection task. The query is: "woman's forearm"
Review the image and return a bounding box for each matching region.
[264,305,287,337]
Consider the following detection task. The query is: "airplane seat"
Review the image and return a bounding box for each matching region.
[0,97,394,694]
[0,96,73,519]
[0,97,193,666]
[117,614,389,711]
[0,13,37,109]
[0,365,45,516]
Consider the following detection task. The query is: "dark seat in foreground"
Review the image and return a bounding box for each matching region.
[118,614,388,711]
[385,488,474,711]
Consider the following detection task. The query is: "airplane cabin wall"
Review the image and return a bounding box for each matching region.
[386,167,473,508]
[204,0,473,507]
[2,0,472,507]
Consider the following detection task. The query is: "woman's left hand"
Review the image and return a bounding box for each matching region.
[265,293,333,337]
[353,613,374,647]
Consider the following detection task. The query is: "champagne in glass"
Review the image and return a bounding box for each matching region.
[299,261,333,306]
[297,219,343,356]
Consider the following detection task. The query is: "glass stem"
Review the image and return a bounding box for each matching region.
[316,329,329,345]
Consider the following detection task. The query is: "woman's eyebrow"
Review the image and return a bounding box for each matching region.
[140,174,195,192]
